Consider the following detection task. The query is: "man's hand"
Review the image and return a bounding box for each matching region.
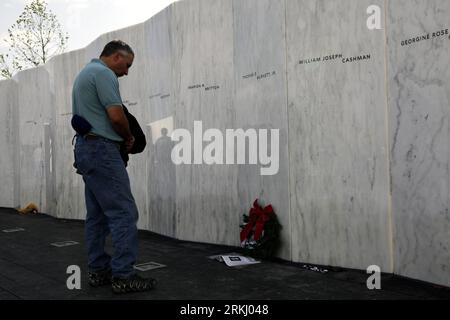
[125,136,135,153]
[106,106,134,145]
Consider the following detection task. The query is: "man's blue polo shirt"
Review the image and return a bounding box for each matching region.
[72,59,123,142]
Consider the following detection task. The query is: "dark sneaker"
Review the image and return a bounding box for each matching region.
[88,269,112,287]
[111,274,157,294]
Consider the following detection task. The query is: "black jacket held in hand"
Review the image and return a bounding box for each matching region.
[120,105,146,166]
[71,105,146,167]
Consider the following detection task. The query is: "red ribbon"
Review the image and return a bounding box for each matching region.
[240,199,275,242]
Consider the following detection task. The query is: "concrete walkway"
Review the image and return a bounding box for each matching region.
[0,207,448,300]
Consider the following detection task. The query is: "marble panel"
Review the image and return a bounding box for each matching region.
[286,0,392,271]
[143,6,177,237]
[14,66,54,213]
[172,0,239,245]
[45,49,86,220]
[232,0,291,259]
[387,0,450,286]
[0,80,19,208]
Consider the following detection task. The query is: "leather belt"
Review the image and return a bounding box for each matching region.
[84,134,122,149]
[84,134,100,141]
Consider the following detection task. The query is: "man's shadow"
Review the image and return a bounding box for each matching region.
[150,128,176,237]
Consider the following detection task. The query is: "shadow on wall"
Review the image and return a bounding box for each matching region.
[148,121,176,238]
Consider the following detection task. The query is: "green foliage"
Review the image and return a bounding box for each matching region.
[0,53,13,79]
[0,0,69,79]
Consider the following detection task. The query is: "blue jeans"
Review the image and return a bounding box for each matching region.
[74,135,138,278]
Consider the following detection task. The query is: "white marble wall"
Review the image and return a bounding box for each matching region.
[142,6,177,237]
[0,80,19,208]
[286,0,392,271]
[0,0,449,286]
[387,0,450,287]
[172,0,240,246]
[45,49,86,220]
[233,0,291,259]
[14,67,54,213]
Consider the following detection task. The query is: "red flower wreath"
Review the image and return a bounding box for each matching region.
[240,199,282,259]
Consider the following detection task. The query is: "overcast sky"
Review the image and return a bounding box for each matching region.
[0,0,178,54]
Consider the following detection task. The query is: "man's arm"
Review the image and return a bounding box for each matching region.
[107,105,135,151]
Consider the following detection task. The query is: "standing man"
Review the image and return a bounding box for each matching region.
[72,40,156,294]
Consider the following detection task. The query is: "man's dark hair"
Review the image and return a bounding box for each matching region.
[100,40,134,57]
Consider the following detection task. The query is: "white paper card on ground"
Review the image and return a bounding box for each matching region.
[208,253,261,267]
[134,261,166,272]
[222,255,261,267]
[50,241,79,247]
[208,252,241,262]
